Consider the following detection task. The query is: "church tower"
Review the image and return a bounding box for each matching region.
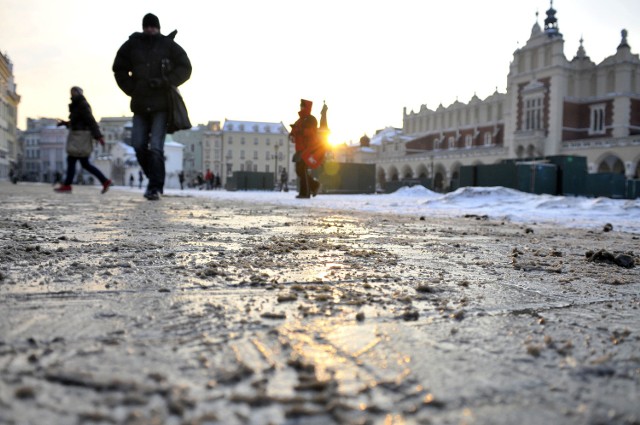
[505,1,569,158]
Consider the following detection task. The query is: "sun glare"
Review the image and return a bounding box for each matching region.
[327,133,338,147]
[326,132,344,147]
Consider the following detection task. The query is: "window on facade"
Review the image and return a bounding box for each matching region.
[434,138,441,150]
[606,71,615,93]
[240,150,245,160]
[228,136,233,144]
[239,124,244,131]
[253,151,258,160]
[545,47,552,66]
[524,96,543,131]
[266,138,270,146]
[241,137,245,145]
[465,134,472,148]
[484,132,492,146]
[265,151,270,160]
[254,138,258,145]
[589,104,606,135]
[448,136,455,149]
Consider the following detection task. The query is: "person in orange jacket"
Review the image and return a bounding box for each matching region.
[290,99,320,198]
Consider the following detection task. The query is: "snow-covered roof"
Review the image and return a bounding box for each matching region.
[370,127,408,146]
[223,119,288,134]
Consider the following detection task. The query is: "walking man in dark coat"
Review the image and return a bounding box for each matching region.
[112,13,192,201]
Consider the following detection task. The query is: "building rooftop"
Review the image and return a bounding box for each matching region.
[223,119,288,134]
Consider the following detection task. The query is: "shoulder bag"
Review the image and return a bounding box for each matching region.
[166,85,192,134]
[66,130,93,157]
[162,57,192,134]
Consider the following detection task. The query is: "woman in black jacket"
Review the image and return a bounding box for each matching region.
[54,86,111,194]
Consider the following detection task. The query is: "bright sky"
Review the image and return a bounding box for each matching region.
[1,0,639,144]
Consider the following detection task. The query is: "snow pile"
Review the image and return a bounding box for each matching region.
[156,185,640,234]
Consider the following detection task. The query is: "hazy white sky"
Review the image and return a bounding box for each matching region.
[1,0,639,144]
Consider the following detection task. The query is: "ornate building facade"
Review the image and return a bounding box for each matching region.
[21,118,57,181]
[172,121,222,185]
[221,120,291,187]
[367,5,640,192]
[0,51,20,180]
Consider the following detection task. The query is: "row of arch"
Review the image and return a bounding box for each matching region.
[376,153,640,193]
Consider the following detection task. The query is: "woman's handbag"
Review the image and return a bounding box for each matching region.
[66,130,94,157]
[166,86,192,134]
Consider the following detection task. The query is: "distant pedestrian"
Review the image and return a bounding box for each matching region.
[178,170,185,190]
[9,168,17,184]
[54,86,112,194]
[205,168,213,190]
[280,168,288,192]
[138,170,144,189]
[129,173,135,187]
[214,174,221,190]
[113,13,192,201]
[196,173,204,190]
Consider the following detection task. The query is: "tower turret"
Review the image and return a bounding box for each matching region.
[544,0,561,38]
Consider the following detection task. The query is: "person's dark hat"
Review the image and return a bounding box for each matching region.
[142,13,160,29]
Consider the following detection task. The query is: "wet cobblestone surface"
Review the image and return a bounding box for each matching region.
[1,182,639,424]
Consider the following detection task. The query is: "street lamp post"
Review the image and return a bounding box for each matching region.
[274,143,279,189]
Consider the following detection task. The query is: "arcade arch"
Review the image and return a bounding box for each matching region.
[596,153,625,174]
[433,164,447,192]
[401,165,414,180]
[414,164,428,179]
[377,167,387,186]
[388,165,400,181]
[450,162,462,190]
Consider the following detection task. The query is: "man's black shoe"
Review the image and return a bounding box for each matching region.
[296,194,310,199]
[144,190,160,201]
[311,180,320,197]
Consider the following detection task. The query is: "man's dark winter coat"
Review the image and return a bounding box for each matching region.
[112,32,192,114]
